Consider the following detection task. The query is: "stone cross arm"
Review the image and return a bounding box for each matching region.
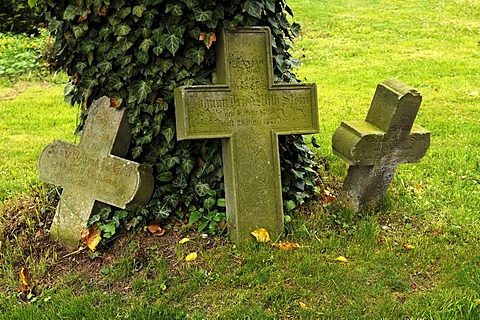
[333,121,430,166]
[38,97,154,249]
[332,79,430,211]
[174,27,319,243]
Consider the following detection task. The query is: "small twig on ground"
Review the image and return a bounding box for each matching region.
[59,246,87,260]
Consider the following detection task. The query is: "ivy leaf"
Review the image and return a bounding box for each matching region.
[186,47,205,65]
[216,198,226,207]
[164,158,180,171]
[161,127,175,144]
[162,34,183,55]
[133,5,146,17]
[48,19,63,32]
[114,23,131,36]
[284,200,296,212]
[172,174,187,188]
[153,46,164,56]
[131,146,142,159]
[265,0,276,13]
[243,0,263,19]
[291,22,301,37]
[139,38,154,52]
[193,8,212,22]
[97,60,112,74]
[63,5,78,20]
[181,158,194,175]
[99,221,116,239]
[203,197,216,211]
[157,172,173,182]
[130,80,151,103]
[166,3,183,16]
[182,0,198,9]
[107,76,123,91]
[195,182,211,197]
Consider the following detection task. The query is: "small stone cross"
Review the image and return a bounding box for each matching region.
[38,97,154,249]
[332,79,430,211]
[175,27,319,243]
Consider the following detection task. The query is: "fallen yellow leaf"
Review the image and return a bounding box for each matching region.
[335,256,349,263]
[273,241,301,251]
[403,243,415,250]
[185,252,198,261]
[81,224,101,252]
[299,301,307,309]
[19,267,28,286]
[251,228,271,243]
[179,237,191,244]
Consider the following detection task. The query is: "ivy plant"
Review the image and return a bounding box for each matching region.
[33,0,320,236]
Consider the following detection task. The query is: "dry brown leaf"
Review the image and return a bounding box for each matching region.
[335,256,349,263]
[198,31,217,49]
[77,7,91,23]
[147,224,166,237]
[81,224,101,252]
[109,97,121,108]
[251,228,271,243]
[197,156,206,168]
[273,241,301,251]
[185,252,198,261]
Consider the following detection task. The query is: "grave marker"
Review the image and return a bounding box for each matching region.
[175,27,319,243]
[38,96,154,249]
[332,79,430,211]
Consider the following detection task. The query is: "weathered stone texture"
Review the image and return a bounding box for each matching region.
[332,79,430,211]
[38,97,154,249]
[175,27,319,242]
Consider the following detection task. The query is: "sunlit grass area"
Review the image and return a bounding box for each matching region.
[1,0,479,318]
[0,83,77,201]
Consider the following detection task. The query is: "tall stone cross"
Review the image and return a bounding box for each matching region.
[175,27,319,243]
[332,79,430,211]
[38,97,154,249]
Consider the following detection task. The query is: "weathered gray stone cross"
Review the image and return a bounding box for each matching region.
[175,27,319,242]
[332,79,430,211]
[38,97,154,249]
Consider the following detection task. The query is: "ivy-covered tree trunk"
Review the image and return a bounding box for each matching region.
[38,0,319,234]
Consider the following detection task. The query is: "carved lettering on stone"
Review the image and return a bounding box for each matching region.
[38,97,154,249]
[175,27,319,243]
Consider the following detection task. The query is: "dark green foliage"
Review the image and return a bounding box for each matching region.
[36,0,319,233]
[0,0,42,34]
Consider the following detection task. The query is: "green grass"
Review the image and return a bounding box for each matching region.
[1,0,480,318]
[0,83,78,201]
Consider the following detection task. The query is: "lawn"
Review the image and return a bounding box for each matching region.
[1,0,480,318]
